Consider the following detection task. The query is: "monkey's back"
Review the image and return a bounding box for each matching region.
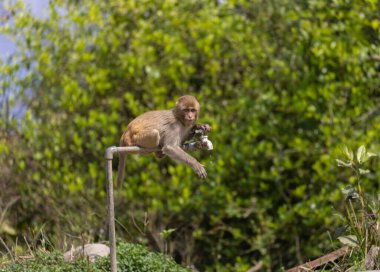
[121,110,178,146]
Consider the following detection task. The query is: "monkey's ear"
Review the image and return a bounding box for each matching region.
[176,96,184,105]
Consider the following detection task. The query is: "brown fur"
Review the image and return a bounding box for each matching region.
[117,95,207,187]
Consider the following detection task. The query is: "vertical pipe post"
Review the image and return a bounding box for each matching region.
[105,147,117,272]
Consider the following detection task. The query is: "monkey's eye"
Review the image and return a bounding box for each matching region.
[183,108,196,113]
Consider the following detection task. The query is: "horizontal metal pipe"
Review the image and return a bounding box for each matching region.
[105,143,200,160]
[105,146,160,160]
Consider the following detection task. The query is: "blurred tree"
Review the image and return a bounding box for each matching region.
[1,0,380,270]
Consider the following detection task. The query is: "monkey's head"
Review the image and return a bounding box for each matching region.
[174,95,200,127]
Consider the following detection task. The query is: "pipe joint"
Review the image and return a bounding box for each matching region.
[105,146,117,160]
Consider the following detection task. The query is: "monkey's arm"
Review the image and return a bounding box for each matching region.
[162,145,207,179]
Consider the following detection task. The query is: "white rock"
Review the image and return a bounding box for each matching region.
[63,243,110,262]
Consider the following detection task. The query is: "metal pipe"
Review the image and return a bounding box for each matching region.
[105,146,159,272]
[105,147,117,272]
[104,142,210,272]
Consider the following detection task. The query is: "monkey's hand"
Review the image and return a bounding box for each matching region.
[194,162,207,179]
[187,124,212,142]
[193,124,212,134]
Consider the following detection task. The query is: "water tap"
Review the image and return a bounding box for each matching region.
[200,135,213,150]
[195,129,213,151]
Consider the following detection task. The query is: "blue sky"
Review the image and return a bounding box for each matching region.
[0,0,49,58]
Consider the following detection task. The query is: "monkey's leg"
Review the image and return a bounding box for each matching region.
[132,129,160,149]
[118,129,160,188]
[162,145,207,179]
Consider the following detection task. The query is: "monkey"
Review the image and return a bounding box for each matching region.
[117,95,211,187]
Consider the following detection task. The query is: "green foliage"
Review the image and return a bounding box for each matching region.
[334,145,380,270]
[0,242,190,272]
[1,0,380,271]
[98,242,190,272]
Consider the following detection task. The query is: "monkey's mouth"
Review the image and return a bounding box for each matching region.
[184,119,195,126]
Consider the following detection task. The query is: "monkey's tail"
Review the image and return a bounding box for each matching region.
[116,152,126,188]
[117,135,127,189]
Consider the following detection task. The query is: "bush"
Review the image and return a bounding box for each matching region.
[0,242,190,272]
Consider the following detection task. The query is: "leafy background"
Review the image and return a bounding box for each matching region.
[1,0,380,271]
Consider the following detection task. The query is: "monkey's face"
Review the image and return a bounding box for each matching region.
[175,95,200,127]
[183,107,198,126]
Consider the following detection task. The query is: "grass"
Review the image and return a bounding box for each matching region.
[332,145,380,271]
[0,242,191,272]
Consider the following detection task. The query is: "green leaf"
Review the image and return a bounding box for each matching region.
[0,222,17,235]
[357,145,366,164]
[336,159,352,168]
[363,152,377,163]
[359,168,370,175]
[337,235,359,247]
[341,186,359,199]
[160,228,176,239]
[343,146,354,161]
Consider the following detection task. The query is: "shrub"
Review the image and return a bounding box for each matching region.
[335,146,379,270]
[0,242,190,272]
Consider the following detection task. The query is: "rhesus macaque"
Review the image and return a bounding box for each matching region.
[117,95,211,187]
